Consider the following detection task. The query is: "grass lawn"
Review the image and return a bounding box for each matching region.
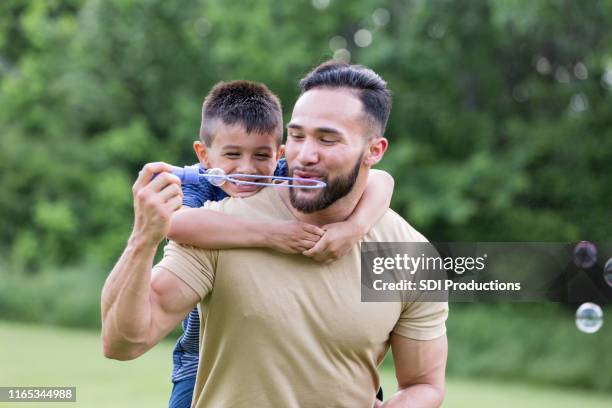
[1,321,611,407]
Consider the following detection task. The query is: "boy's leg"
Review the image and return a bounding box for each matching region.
[168,377,196,408]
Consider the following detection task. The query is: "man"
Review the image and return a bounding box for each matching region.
[102,60,448,407]
[166,80,392,407]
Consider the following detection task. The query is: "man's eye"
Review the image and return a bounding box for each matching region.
[321,139,336,144]
[290,134,304,140]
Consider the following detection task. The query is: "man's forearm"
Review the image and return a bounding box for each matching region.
[382,383,444,408]
[101,233,158,359]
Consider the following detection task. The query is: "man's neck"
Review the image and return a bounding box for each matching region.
[277,177,367,227]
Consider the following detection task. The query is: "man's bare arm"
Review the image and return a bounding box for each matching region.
[101,162,200,360]
[383,334,448,408]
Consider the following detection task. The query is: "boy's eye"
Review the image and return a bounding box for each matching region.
[225,152,240,157]
[255,154,272,160]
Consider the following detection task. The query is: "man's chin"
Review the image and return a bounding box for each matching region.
[290,190,328,214]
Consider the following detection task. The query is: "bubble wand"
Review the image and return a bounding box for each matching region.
[168,165,326,189]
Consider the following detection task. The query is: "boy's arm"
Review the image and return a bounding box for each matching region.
[168,208,324,254]
[303,169,394,263]
[168,161,324,254]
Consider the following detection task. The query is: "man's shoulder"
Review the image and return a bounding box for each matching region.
[366,209,428,243]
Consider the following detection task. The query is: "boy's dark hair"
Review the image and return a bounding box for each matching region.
[200,81,283,146]
[298,60,391,136]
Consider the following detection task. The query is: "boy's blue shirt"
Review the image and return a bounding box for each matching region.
[171,158,287,383]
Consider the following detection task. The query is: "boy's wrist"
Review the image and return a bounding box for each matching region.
[252,220,274,247]
[347,218,369,237]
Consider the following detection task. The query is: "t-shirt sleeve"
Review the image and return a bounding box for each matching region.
[390,214,448,340]
[183,179,223,208]
[181,164,224,208]
[153,240,218,301]
[392,301,448,340]
[274,158,288,177]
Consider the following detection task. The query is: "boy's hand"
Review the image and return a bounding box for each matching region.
[302,221,364,263]
[267,221,325,254]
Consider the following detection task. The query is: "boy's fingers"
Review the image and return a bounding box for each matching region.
[300,239,316,249]
[301,232,323,243]
[303,224,325,237]
[303,241,326,257]
[133,162,174,192]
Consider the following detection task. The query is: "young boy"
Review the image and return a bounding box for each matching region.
[166,80,393,408]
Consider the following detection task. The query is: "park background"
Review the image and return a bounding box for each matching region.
[0,0,611,406]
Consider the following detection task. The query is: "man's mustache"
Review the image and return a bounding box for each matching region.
[289,166,327,178]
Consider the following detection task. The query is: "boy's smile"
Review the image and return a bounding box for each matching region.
[194,122,283,198]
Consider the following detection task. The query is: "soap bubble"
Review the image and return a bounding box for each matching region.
[329,35,347,52]
[354,29,372,48]
[575,303,603,334]
[604,258,612,288]
[206,168,226,186]
[573,241,597,269]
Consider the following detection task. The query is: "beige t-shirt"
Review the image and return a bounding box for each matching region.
[155,187,448,408]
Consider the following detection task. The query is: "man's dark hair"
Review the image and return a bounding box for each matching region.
[298,60,391,136]
[200,80,283,146]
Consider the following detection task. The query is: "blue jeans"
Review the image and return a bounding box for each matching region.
[168,376,382,406]
[168,377,196,408]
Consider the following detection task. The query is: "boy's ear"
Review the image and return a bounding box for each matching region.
[363,137,388,167]
[193,140,211,168]
[276,144,285,161]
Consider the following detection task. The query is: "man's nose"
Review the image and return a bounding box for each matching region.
[295,137,319,166]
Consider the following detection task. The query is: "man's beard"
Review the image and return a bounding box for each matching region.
[289,153,363,214]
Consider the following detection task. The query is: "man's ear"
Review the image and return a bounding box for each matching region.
[193,140,211,168]
[363,137,388,167]
[276,144,285,161]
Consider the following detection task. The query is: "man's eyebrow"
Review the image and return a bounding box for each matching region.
[314,127,341,135]
[287,123,341,135]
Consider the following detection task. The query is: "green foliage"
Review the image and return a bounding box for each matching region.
[1,0,610,272]
[0,265,103,328]
[444,303,612,392]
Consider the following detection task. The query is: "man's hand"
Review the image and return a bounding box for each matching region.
[132,162,183,246]
[302,221,364,263]
[266,220,325,254]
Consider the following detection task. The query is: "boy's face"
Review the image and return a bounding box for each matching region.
[194,122,283,198]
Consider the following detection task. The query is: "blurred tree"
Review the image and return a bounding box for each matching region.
[0,0,610,273]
